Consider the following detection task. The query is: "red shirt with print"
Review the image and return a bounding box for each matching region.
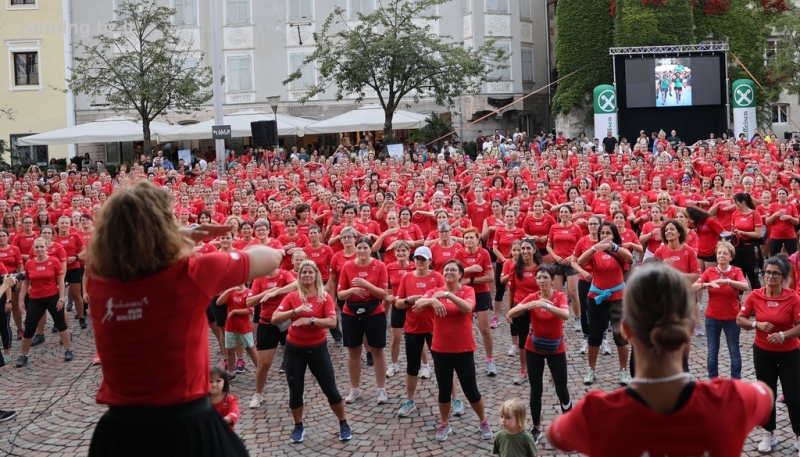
[521,290,569,355]
[55,233,84,270]
[454,247,493,294]
[430,242,462,273]
[586,250,626,302]
[700,266,745,320]
[277,291,337,347]
[251,269,296,324]
[741,288,800,352]
[426,285,476,353]
[303,244,334,282]
[221,289,252,334]
[386,261,414,292]
[25,257,64,298]
[396,271,445,334]
[654,244,700,275]
[337,258,389,317]
[548,223,583,259]
[0,246,22,273]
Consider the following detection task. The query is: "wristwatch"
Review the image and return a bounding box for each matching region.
[310,317,316,326]
[444,292,450,300]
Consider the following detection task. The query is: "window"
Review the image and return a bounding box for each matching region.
[486,0,508,13]
[10,0,36,4]
[489,44,511,80]
[349,0,373,18]
[182,56,199,72]
[9,135,48,165]
[13,52,38,86]
[226,0,249,24]
[772,104,789,124]
[288,0,312,21]
[226,56,252,92]
[521,48,533,82]
[519,0,530,19]
[765,38,778,63]
[174,0,196,26]
[462,0,470,13]
[289,53,314,88]
[412,0,435,16]
[114,0,139,11]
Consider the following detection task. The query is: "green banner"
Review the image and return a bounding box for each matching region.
[732,79,755,109]
[593,85,617,114]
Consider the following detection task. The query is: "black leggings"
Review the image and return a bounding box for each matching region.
[577,279,591,336]
[431,350,482,404]
[526,350,571,426]
[0,302,11,349]
[768,238,798,257]
[586,298,626,347]
[24,294,66,339]
[284,341,343,410]
[404,333,432,376]
[732,243,760,290]
[512,313,530,349]
[753,346,800,434]
[494,262,505,302]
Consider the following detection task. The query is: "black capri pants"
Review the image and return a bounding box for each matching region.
[511,312,530,349]
[577,279,591,336]
[494,262,505,302]
[586,298,627,348]
[284,341,343,410]
[431,350,482,404]
[24,294,66,338]
[768,238,798,257]
[526,350,571,426]
[0,301,11,350]
[404,332,432,376]
[753,346,800,435]
[209,296,226,328]
[732,242,761,290]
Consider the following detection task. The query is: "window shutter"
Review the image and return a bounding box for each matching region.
[184,0,196,25]
[485,0,497,11]
[302,59,314,87]
[519,0,530,19]
[226,0,237,22]
[290,54,304,88]
[174,0,185,24]
[239,57,251,91]
[300,0,312,19]
[462,0,470,13]
[349,0,360,17]
[522,49,533,82]
[238,0,249,23]
[289,0,301,20]
[227,56,240,91]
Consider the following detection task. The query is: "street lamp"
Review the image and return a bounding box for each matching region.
[267,95,280,119]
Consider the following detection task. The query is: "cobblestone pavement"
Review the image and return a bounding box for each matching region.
[0,297,796,457]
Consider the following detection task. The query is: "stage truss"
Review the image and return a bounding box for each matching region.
[609,44,729,56]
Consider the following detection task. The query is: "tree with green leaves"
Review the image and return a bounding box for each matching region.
[613,0,695,47]
[68,0,212,155]
[765,6,800,104]
[282,0,506,142]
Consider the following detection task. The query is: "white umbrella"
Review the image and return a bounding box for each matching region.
[304,104,429,134]
[16,115,180,145]
[159,109,315,141]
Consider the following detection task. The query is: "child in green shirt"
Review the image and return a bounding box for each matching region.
[492,398,538,457]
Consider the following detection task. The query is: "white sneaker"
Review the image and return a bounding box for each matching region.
[580,339,589,354]
[601,337,612,355]
[345,388,361,404]
[386,363,399,377]
[507,344,518,357]
[248,392,263,409]
[795,435,800,453]
[377,388,388,405]
[419,364,431,379]
[513,369,528,385]
[573,318,582,332]
[758,431,778,453]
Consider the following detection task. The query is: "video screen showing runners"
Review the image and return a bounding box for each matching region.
[624,56,721,108]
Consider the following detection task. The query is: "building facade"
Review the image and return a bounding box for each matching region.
[69,0,553,163]
[1,0,74,164]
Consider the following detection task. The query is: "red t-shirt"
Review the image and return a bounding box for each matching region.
[88,252,250,407]
[508,265,540,303]
[695,218,724,257]
[640,222,663,253]
[654,244,700,275]
[78,230,93,266]
[549,379,772,457]
[586,251,626,302]
[454,247,493,294]
[276,234,309,270]
[524,214,556,251]
[768,202,798,240]
[712,197,736,230]
[302,244,334,282]
[329,250,356,283]
[211,393,240,430]
[741,288,800,352]
[522,290,569,355]
[426,285,477,353]
[25,257,64,299]
[11,232,36,259]
[548,223,583,259]
[276,291,337,347]
[386,261,414,292]
[467,200,492,231]
[378,229,413,265]
[731,210,763,240]
[395,271,445,334]
[251,269,296,324]
[429,242,462,273]
[700,266,745,320]
[0,245,22,273]
[222,289,252,334]
[493,227,525,258]
[337,258,389,317]
[54,233,84,270]
[572,236,595,274]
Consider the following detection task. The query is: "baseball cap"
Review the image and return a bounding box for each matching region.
[413,246,432,260]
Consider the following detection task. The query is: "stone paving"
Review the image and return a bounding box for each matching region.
[0,298,796,457]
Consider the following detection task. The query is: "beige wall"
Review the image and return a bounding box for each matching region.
[0,0,70,162]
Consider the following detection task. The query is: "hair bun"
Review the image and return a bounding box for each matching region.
[649,320,691,354]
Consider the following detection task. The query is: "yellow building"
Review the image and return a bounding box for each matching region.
[0,0,73,164]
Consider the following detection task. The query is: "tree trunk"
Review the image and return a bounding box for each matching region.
[383,109,394,146]
[142,121,152,156]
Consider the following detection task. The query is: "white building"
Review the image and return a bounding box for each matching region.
[69,0,554,163]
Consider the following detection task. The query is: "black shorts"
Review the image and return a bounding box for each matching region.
[65,268,83,284]
[252,304,261,324]
[342,312,387,349]
[210,297,226,328]
[256,323,287,351]
[475,291,492,312]
[553,264,578,277]
[697,253,717,263]
[206,305,216,325]
[390,306,406,329]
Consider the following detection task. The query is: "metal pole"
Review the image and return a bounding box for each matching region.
[209,0,226,180]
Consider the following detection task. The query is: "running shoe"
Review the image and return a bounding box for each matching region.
[2,354,9,365]
[490,317,500,329]
[619,369,631,386]
[345,388,360,404]
[397,400,416,417]
[695,326,705,337]
[92,353,101,365]
[513,369,528,385]
[16,329,22,340]
[79,318,87,329]
[583,369,596,385]
[573,318,582,333]
[31,334,44,347]
[248,393,263,409]
[479,420,493,440]
[334,339,344,347]
[507,344,518,357]
[486,360,497,377]
[290,424,305,443]
[580,339,589,354]
[435,423,451,441]
[235,358,246,373]
[758,431,778,452]
[386,362,399,378]
[339,421,352,441]
[278,361,285,374]
[64,350,74,362]
[0,410,17,423]
[377,388,388,405]
[227,372,236,382]
[452,397,464,416]
[601,337,612,355]
[15,355,28,368]
[366,352,374,366]
[530,427,542,444]
[419,364,431,379]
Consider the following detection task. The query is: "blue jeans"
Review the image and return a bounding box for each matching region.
[705,317,741,379]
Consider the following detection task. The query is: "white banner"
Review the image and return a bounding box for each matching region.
[594,113,618,140]
[732,108,756,140]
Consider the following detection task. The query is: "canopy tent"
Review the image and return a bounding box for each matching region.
[159,109,315,141]
[304,104,429,134]
[16,116,180,146]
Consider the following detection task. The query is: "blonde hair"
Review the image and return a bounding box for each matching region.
[297,260,326,302]
[86,181,191,282]
[716,240,735,259]
[498,398,527,433]
[623,263,694,355]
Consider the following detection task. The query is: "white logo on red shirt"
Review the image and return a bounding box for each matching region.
[102,296,149,323]
[230,252,241,260]
[767,301,779,308]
